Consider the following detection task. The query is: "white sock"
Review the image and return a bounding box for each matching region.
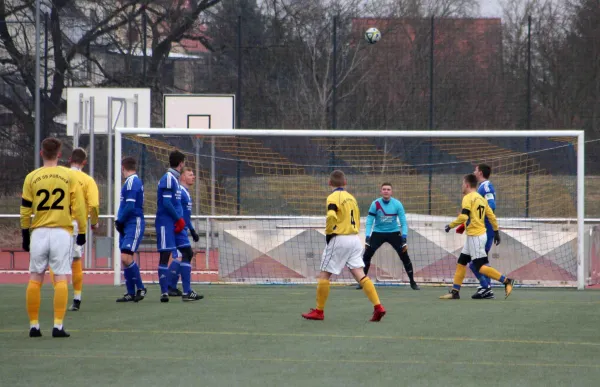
[30,323,40,330]
[74,294,82,301]
[54,324,63,330]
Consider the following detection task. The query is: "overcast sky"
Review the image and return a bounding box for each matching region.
[480,0,502,17]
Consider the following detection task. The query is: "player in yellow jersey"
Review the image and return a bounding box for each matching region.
[302,170,386,322]
[440,174,515,300]
[20,138,87,338]
[65,148,99,311]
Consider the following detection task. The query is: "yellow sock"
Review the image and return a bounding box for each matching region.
[53,280,68,327]
[26,280,42,326]
[479,265,504,282]
[72,259,83,300]
[49,268,55,287]
[360,277,381,306]
[316,279,330,311]
[452,264,467,291]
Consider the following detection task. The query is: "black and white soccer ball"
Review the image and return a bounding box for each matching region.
[365,27,381,44]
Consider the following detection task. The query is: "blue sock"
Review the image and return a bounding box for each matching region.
[158,265,169,294]
[168,259,181,289]
[129,261,145,291]
[123,264,136,295]
[180,262,192,294]
[469,261,490,288]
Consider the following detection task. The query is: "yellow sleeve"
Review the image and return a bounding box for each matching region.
[20,174,33,229]
[485,204,499,231]
[71,173,87,233]
[87,176,100,225]
[449,196,470,228]
[325,198,338,235]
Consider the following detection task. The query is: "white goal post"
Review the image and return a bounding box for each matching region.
[113,128,585,289]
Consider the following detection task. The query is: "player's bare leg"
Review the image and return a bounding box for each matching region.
[349,268,386,322]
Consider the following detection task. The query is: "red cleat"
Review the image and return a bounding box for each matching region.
[370,304,386,322]
[302,308,324,320]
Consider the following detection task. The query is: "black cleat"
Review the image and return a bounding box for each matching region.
[182,291,204,302]
[134,288,147,302]
[29,327,42,338]
[116,294,135,302]
[410,282,420,290]
[472,287,495,299]
[68,299,81,311]
[168,287,183,297]
[160,293,170,303]
[52,327,70,338]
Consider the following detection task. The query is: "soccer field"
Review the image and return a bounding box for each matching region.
[1,285,599,387]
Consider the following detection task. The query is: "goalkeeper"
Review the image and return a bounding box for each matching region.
[359,183,419,290]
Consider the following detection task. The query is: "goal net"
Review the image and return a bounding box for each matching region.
[114,129,585,289]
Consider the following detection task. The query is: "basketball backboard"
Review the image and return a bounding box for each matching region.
[163,94,235,129]
[66,88,151,136]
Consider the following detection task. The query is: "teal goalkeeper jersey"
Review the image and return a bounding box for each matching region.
[365,197,408,237]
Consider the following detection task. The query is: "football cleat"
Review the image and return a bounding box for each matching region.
[116,294,135,302]
[504,278,515,299]
[182,291,204,302]
[68,299,81,311]
[410,282,420,290]
[302,308,324,320]
[370,304,386,322]
[134,288,147,302]
[472,287,494,299]
[440,290,460,299]
[168,287,183,297]
[160,293,170,303]
[52,327,70,338]
[29,327,42,338]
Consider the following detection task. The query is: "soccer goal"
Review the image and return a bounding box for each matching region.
[113,129,585,289]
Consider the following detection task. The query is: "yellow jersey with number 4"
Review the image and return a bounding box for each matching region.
[326,188,360,235]
[20,166,87,234]
[450,191,498,236]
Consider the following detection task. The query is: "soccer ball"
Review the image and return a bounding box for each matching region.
[365,27,381,44]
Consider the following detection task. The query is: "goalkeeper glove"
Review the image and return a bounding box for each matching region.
[401,235,408,253]
[174,218,186,233]
[456,223,466,234]
[22,229,30,252]
[365,236,371,246]
[444,225,451,233]
[190,229,200,242]
[494,230,501,246]
[76,234,86,246]
[115,220,125,235]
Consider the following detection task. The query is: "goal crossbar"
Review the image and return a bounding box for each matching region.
[113,128,585,289]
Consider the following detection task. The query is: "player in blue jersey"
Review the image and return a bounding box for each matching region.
[167,167,200,296]
[469,163,497,299]
[359,183,419,290]
[114,157,147,302]
[156,151,203,303]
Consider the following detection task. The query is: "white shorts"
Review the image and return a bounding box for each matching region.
[320,234,364,275]
[461,234,488,259]
[71,221,83,259]
[29,228,72,275]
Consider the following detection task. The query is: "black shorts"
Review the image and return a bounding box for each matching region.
[367,232,405,253]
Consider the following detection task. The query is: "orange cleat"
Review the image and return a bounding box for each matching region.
[370,304,386,322]
[302,308,324,320]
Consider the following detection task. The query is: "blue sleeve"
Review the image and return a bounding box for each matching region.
[124,178,139,201]
[117,202,134,223]
[159,175,180,221]
[365,201,377,236]
[483,184,496,211]
[182,194,194,231]
[397,201,408,237]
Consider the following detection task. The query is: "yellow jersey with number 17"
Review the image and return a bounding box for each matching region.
[20,166,87,235]
[449,191,498,236]
[325,188,360,235]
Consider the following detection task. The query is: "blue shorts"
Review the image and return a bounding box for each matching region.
[485,227,494,253]
[119,217,145,253]
[156,218,190,252]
